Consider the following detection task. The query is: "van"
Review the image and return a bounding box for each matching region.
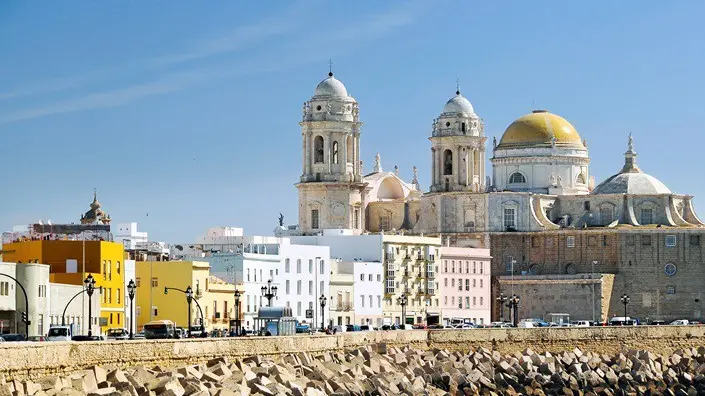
[47,324,77,341]
[106,328,129,340]
[143,320,176,339]
[517,320,535,328]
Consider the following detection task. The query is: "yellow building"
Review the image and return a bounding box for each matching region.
[1,239,126,333]
[134,261,243,334]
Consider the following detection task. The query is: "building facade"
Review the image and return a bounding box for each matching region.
[437,247,492,326]
[352,261,384,327]
[329,259,354,327]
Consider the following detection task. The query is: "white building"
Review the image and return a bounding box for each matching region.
[115,222,169,261]
[329,259,354,327]
[178,228,331,330]
[114,223,148,250]
[0,262,99,337]
[352,260,384,327]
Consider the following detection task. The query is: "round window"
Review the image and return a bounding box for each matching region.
[665,263,677,276]
[316,105,322,111]
[445,122,451,127]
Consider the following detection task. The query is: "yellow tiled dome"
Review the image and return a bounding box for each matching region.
[498,110,584,149]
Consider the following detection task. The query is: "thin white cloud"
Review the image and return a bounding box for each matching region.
[0,2,424,124]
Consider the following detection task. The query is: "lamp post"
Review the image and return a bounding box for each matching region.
[127,279,136,339]
[185,286,194,336]
[234,289,241,336]
[319,294,327,331]
[621,293,630,323]
[261,279,277,307]
[84,274,97,337]
[497,292,508,322]
[397,293,408,327]
[508,294,520,327]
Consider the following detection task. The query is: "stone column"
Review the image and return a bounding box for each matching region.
[480,149,486,190]
[342,134,348,175]
[456,146,462,186]
[304,131,311,176]
[431,148,436,187]
[436,148,442,187]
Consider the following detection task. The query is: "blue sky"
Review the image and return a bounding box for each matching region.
[0,1,703,242]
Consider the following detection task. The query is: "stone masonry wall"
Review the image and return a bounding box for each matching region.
[3,327,705,381]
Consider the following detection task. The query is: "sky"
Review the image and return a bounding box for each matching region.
[0,1,703,243]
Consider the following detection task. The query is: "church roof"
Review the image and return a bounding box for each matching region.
[592,134,672,195]
[313,72,348,97]
[498,110,584,149]
[442,91,474,115]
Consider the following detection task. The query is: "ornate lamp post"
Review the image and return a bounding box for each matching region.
[261,279,278,307]
[185,286,194,336]
[319,294,327,331]
[508,294,520,327]
[234,289,241,336]
[497,292,508,322]
[397,293,408,327]
[127,279,136,339]
[621,293,630,323]
[84,274,97,336]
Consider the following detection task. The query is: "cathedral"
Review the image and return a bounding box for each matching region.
[289,71,705,322]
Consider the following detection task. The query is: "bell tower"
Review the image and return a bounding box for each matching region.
[296,72,367,234]
[429,88,487,193]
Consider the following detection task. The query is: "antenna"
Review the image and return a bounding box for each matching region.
[328,58,333,76]
[456,78,460,95]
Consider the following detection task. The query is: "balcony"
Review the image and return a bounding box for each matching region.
[335,303,353,312]
[426,271,435,279]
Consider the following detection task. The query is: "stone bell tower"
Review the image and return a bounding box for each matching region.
[296,72,367,234]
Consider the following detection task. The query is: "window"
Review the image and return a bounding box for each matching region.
[297,281,302,295]
[451,297,455,307]
[110,313,113,325]
[584,201,591,211]
[458,299,462,309]
[117,288,121,304]
[461,122,466,132]
[444,278,448,287]
[509,172,526,184]
[600,206,613,225]
[309,260,313,274]
[308,281,313,295]
[642,235,652,246]
[567,236,576,248]
[465,297,470,309]
[577,173,586,184]
[136,278,141,287]
[152,306,158,316]
[465,279,469,291]
[504,208,516,230]
[368,274,372,281]
[479,263,483,274]
[451,279,455,287]
[666,235,677,247]
[666,285,676,295]
[297,259,301,273]
[691,235,701,246]
[320,281,324,294]
[451,261,455,273]
[297,302,302,317]
[443,150,453,175]
[444,296,448,306]
[480,279,483,288]
[0,282,8,296]
[285,259,290,273]
[361,295,365,307]
[286,280,290,294]
[377,274,381,282]
[320,261,324,274]
[369,295,373,307]
[386,279,395,294]
[473,279,476,288]
[664,263,677,276]
[246,269,250,282]
[505,257,514,273]
[108,261,112,281]
[377,296,381,307]
[151,278,158,287]
[102,261,107,280]
[108,288,112,303]
[444,261,448,273]
[311,209,320,229]
[473,297,477,306]
[379,215,391,232]
[602,235,608,247]
[641,208,653,225]
[458,279,462,291]
[480,297,483,305]
[332,141,339,164]
[314,136,324,163]
[360,274,364,281]
[270,270,274,279]
[116,261,121,274]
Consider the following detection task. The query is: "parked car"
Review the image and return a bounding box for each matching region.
[27,336,46,342]
[295,322,310,333]
[670,319,689,326]
[47,324,77,341]
[133,332,145,339]
[518,320,535,328]
[454,324,474,330]
[0,333,25,342]
[71,335,104,341]
[359,325,371,331]
[106,328,129,340]
[572,321,591,327]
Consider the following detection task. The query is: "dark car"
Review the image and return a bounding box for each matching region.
[71,335,104,341]
[0,334,25,342]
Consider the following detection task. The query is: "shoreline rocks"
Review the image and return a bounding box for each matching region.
[5,345,705,395]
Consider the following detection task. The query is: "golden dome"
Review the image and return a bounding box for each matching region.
[497,110,584,149]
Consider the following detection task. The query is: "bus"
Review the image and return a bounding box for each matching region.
[143,320,176,339]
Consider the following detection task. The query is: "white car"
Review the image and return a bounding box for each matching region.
[670,319,689,326]
[517,320,535,328]
[572,321,591,327]
[454,324,474,329]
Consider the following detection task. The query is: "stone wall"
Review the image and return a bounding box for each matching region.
[3,327,705,381]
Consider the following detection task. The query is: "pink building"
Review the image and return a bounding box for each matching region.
[438,247,491,326]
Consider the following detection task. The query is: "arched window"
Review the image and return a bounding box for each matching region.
[314,136,324,163]
[332,141,339,164]
[509,172,526,184]
[461,122,466,133]
[576,173,586,184]
[443,150,453,175]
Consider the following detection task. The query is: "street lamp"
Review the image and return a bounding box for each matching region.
[127,279,136,339]
[621,293,630,323]
[508,294,520,327]
[185,286,194,336]
[319,294,327,331]
[261,279,277,307]
[234,289,241,336]
[84,274,97,337]
[497,292,508,322]
[397,293,408,327]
